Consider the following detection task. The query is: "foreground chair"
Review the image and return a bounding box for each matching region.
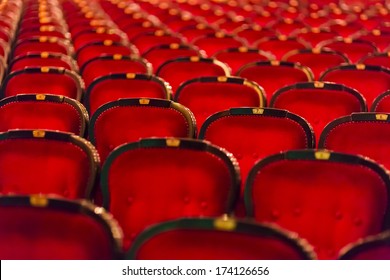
[126,217,316,260]
[0,195,122,259]
[245,150,390,259]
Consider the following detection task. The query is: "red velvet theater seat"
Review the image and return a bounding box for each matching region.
[76,41,139,69]
[0,130,99,199]
[233,25,276,48]
[254,36,311,60]
[356,30,390,52]
[72,28,128,51]
[319,113,390,171]
[199,107,314,215]
[89,98,196,162]
[12,37,73,57]
[179,23,217,43]
[0,195,122,260]
[320,64,390,108]
[326,20,364,38]
[156,57,231,94]
[270,82,366,143]
[192,32,247,57]
[175,76,266,128]
[237,61,314,104]
[245,150,390,259]
[0,94,88,136]
[213,47,275,75]
[85,73,172,116]
[267,19,309,36]
[372,91,390,112]
[358,52,390,69]
[80,54,152,88]
[318,37,378,63]
[339,230,390,260]
[126,217,316,260]
[143,43,202,73]
[100,138,240,250]
[282,48,350,79]
[130,30,183,55]
[294,28,339,49]
[1,67,84,101]
[17,24,69,40]
[9,52,78,72]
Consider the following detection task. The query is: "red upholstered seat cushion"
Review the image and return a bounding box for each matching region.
[0,206,113,259]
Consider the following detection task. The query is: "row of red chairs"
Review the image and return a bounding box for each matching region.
[1,193,388,260]
[1,75,390,145]
[2,60,390,116]
[1,137,390,260]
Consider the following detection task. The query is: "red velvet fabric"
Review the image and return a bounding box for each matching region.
[132,34,183,55]
[234,28,276,47]
[17,30,68,40]
[254,38,309,60]
[10,57,74,72]
[87,78,169,115]
[107,148,234,250]
[73,33,124,51]
[271,87,364,143]
[0,101,83,135]
[214,49,273,75]
[192,36,245,57]
[284,51,348,79]
[295,30,338,48]
[321,68,390,108]
[372,93,390,112]
[268,21,308,36]
[359,54,390,69]
[134,228,308,260]
[342,243,390,260]
[143,48,199,73]
[93,106,191,162]
[249,160,388,259]
[13,41,69,57]
[179,26,219,43]
[82,59,149,87]
[321,121,390,171]
[0,206,113,259]
[0,139,91,198]
[176,82,263,128]
[123,25,160,41]
[77,45,135,69]
[202,114,311,214]
[239,64,312,103]
[320,40,377,63]
[157,60,228,94]
[328,22,366,38]
[357,33,390,52]
[4,72,80,100]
